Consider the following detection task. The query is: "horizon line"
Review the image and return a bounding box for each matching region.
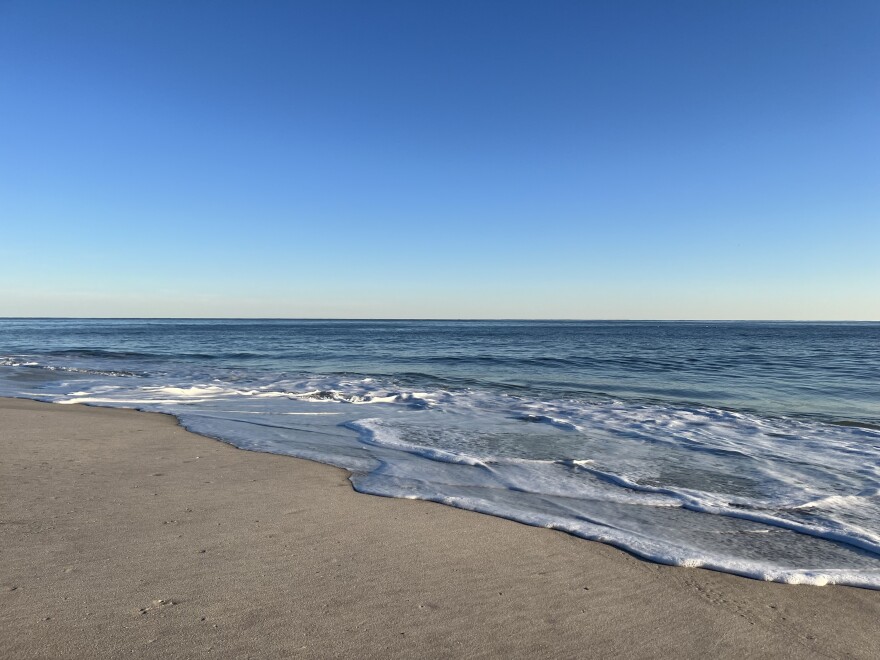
[1,317,878,323]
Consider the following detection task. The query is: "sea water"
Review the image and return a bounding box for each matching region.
[1,319,878,588]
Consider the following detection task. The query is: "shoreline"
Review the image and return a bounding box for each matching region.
[2,397,879,658]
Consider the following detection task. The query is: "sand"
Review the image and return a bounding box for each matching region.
[1,397,878,659]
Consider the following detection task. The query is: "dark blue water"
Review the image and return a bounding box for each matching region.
[2,319,878,423]
[2,319,879,587]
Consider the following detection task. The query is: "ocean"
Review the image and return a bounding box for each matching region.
[1,318,878,588]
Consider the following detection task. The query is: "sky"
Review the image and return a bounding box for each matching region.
[1,1,878,319]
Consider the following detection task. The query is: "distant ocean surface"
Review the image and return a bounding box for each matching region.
[2,319,879,588]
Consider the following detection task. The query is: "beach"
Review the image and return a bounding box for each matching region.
[1,397,878,658]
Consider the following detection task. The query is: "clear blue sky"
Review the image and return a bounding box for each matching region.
[1,1,878,319]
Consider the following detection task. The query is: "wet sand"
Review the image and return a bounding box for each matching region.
[1,397,878,658]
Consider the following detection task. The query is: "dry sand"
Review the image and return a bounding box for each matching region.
[1,397,878,659]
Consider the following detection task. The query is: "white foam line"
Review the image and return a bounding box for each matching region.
[205,410,342,416]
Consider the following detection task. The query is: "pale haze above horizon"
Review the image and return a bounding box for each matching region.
[1,1,878,320]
